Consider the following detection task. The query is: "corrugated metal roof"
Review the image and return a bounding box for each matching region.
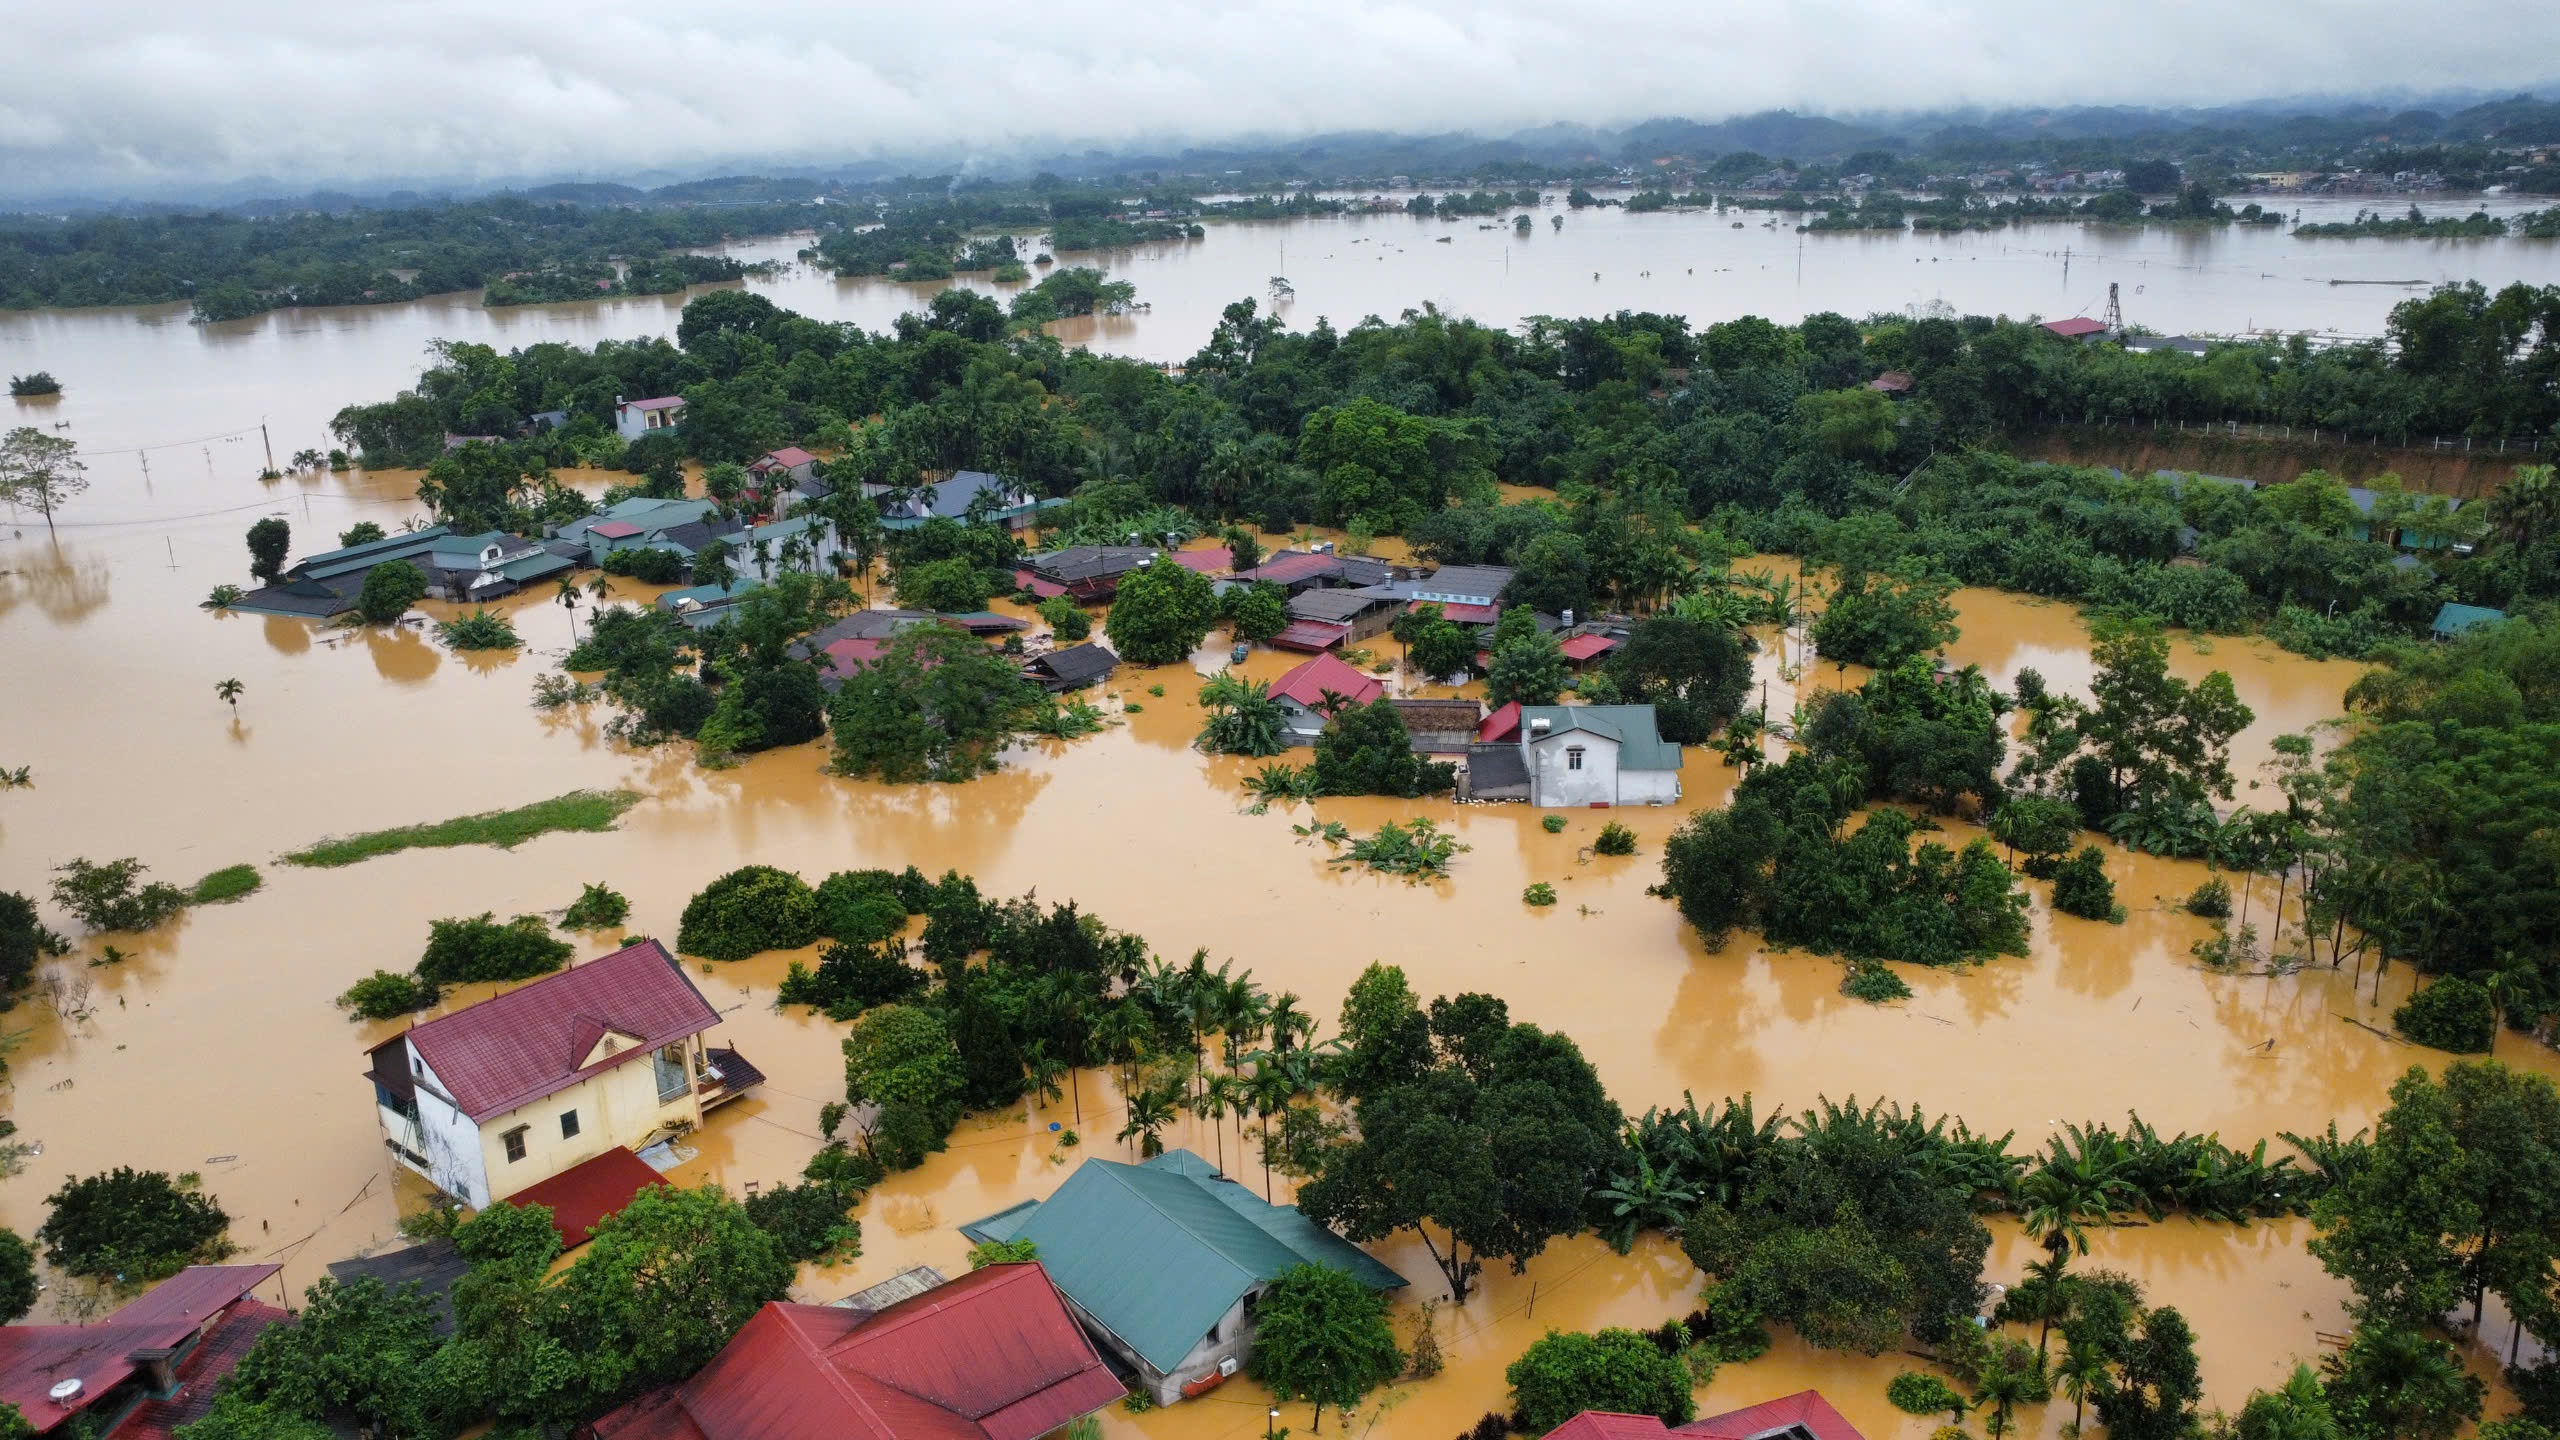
[113,1299,293,1440]
[507,1146,668,1248]
[956,1151,1403,1375]
[1519,704,1682,772]
[593,1264,1121,1440]
[1270,620,1351,652]
[1271,654,1383,711]
[2434,601,2505,637]
[399,941,719,1123]
[0,1265,280,1431]
[1548,1390,1866,1440]
[1559,633,1619,662]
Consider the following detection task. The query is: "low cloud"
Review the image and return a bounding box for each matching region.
[6,0,2556,195]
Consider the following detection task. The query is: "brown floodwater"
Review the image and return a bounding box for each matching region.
[6,222,2559,1430]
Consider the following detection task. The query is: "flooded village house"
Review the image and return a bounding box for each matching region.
[0,1265,287,1438]
[1471,702,1683,807]
[364,941,760,1210]
[960,1150,1406,1406]
[613,394,686,441]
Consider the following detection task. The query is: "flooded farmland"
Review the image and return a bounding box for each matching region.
[5,206,2559,1437]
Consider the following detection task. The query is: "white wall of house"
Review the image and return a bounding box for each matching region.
[1274,697,1328,743]
[1528,729,1621,806]
[404,1050,494,1209]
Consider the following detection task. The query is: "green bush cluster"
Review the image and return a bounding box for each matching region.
[2394,976,2498,1053]
[677,866,822,960]
[416,914,574,986]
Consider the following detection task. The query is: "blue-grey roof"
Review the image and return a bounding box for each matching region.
[286,525,452,581]
[1518,704,1683,772]
[2433,602,2505,638]
[958,1150,1403,1374]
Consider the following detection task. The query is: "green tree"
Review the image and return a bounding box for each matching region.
[1505,1327,1696,1434]
[245,518,292,582]
[2231,1363,2342,1440]
[842,1004,964,1133]
[1105,556,1219,665]
[1403,614,1475,680]
[1486,625,1568,707]
[415,913,572,985]
[894,556,994,613]
[553,1185,794,1410]
[1605,614,1754,743]
[2092,1305,2203,1440]
[0,1230,36,1324]
[2308,1066,2478,1330]
[338,521,387,547]
[1247,1263,1406,1433]
[2049,845,2124,921]
[0,427,89,534]
[1196,672,1287,757]
[1310,699,1454,797]
[1812,560,1960,669]
[205,1276,458,1438]
[677,865,822,961]
[829,625,1040,782]
[2321,1322,2481,1440]
[1221,582,1289,644]
[358,560,428,623]
[2393,977,2497,1052]
[38,1167,232,1281]
[1037,593,1091,641]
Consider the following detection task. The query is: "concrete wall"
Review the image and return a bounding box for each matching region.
[405,1050,494,1209]
[1528,730,1621,807]
[481,1036,705,1203]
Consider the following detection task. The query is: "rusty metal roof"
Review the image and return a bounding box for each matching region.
[505,1146,668,1250]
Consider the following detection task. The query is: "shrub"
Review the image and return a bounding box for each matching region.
[358,560,428,623]
[969,1237,1039,1270]
[868,1100,948,1171]
[38,1167,233,1281]
[434,609,521,650]
[1,891,69,999]
[1524,883,1558,907]
[414,913,572,986]
[50,857,188,932]
[1593,822,1638,856]
[815,871,914,945]
[742,1181,862,1263]
[779,939,928,1018]
[339,521,386,547]
[1842,961,1913,1003]
[2395,975,2497,1053]
[337,970,441,1020]
[189,864,262,904]
[1037,594,1091,640]
[1889,1371,1967,1418]
[204,583,244,609]
[803,1140,885,1193]
[1506,1327,1696,1434]
[2050,845,2125,922]
[2185,877,2233,918]
[1542,815,1567,834]
[561,882,630,930]
[678,865,822,960]
[600,546,687,583]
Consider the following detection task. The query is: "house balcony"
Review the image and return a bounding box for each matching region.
[696,1046,766,1111]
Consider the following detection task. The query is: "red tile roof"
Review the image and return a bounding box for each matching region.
[1559,633,1620,662]
[823,637,890,672]
[757,447,818,469]
[0,1265,281,1432]
[507,1146,668,1248]
[1271,652,1384,710]
[1546,1392,1867,1440]
[589,1264,1123,1440]
[1478,700,1521,742]
[1269,619,1351,652]
[114,1299,292,1440]
[1867,370,1914,392]
[1241,552,1339,586]
[1168,550,1229,574]
[2043,317,2108,337]
[623,396,687,411]
[589,520,644,540]
[1012,570,1069,599]
[392,941,720,1123]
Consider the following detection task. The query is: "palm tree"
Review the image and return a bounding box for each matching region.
[214,677,244,712]
[2054,1332,2114,1435]
[2019,1146,2137,1352]
[1266,992,1314,1054]
[1022,1041,1068,1122]
[586,573,612,606]
[1972,1358,2038,1440]
[1119,1083,1179,1158]
[1092,1000,1154,1109]
[555,575,582,641]
[1244,1061,1297,1199]
[1193,1073,1243,1171]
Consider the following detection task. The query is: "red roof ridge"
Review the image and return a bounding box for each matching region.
[393,941,720,1122]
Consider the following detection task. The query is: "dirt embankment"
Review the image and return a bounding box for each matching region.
[2019,426,2545,501]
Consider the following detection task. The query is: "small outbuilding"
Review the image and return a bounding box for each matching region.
[1023,642,1121,693]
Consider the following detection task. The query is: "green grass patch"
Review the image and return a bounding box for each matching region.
[284,789,643,869]
[189,864,262,904]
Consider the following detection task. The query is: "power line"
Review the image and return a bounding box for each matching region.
[57,425,269,460]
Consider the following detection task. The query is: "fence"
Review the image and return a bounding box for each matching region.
[2107,417,2550,455]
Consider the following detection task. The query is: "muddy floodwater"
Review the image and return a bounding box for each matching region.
[7,212,2560,1435]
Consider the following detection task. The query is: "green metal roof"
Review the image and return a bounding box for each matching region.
[1517,704,1683,771]
[957,1150,1403,1374]
[291,526,450,581]
[2433,602,2506,638]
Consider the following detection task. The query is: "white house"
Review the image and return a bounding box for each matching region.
[614,395,687,443]
[363,941,760,1208]
[1481,703,1683,807]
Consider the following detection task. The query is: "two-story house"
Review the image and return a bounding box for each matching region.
[364,940,760,1209]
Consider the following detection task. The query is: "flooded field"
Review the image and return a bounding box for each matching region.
[6,208,2560,1434]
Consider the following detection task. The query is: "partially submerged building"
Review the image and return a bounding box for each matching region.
[0,1265,287,1438]
[1475,702,1683,806]
[228,525,454,618]
[865,470,1058,532]
[364,940,761,1210]
[589,1262,1123,1440]
[959,1151,1404,1406]
[1546,1391,1867,1440]
[1269,652,1385,744]
[1023,642,1121,693]
[1015,546,1159,602]
[613,395,687,442]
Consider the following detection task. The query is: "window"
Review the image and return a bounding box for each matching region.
[655,1044,689,1103]
[1566,746,1585,771]
[502,1127,528,1163]
[559,1109,581,1141]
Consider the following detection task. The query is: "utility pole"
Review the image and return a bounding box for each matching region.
[260,418,275,475]
[2103,281,2123,335]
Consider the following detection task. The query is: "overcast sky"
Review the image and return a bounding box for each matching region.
[6,0,2556,195]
